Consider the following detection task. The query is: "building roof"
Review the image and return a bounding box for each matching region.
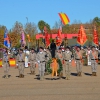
[36,33,78,39]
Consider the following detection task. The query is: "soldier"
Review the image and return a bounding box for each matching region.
[55,48,63,63]
[62,46,72,80]
[28,48,36,75]
[36,47,46,81]
[16,49,25,78]
[74,46,83,76]
[44,48,52,74]
[45,48,52,61]
[2,51,10,79]
[55,48,63,78]
[89,46,98,76]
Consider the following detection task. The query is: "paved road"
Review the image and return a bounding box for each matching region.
[0,65,100,100]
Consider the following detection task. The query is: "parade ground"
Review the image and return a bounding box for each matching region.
[0,65,100,100]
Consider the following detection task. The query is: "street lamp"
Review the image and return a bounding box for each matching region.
[26,17,29,49]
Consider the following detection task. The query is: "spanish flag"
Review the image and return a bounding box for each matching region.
[93,28,99,46]
[58,13,70,25]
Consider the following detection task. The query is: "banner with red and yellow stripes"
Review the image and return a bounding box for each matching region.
[58,13,70,25]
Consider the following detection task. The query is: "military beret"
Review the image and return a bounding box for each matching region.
[39,47,44,50]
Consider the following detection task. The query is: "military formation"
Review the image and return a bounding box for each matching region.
[1,45,99,81]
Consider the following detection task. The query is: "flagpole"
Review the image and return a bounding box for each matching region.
[26,17,30,49]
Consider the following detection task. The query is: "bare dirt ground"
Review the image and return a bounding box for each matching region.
[0,65,100,100]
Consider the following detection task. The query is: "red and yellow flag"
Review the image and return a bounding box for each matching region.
[77,25,87,46]
[58,13,70,25]
[27,34,31,42]
[93,28,99,46]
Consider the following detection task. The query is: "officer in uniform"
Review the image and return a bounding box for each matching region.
[16,49,25,78]
[89,46,98,76]
[55,48,63,78]
[36,47,46,81]
[62,46,72,80]
[44,48,52,74]
[2,51,10,79]
[28,48,36,75]
[74,46,83,76]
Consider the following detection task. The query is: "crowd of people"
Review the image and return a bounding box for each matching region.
[1,41,100,81]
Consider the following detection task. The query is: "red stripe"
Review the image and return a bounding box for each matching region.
[58,13,66,25]
[64,13,70,22]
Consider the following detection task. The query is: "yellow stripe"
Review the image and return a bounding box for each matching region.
[10,61,16,65]
[61,13,69,24]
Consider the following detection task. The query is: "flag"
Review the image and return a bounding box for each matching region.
[21,28,26,47]
[56,27,62,46]
[77,25,87,46]
[93,28,99,46]
[27,34,31,42]
[4,29,10,48]
[44,26,50,47]
[58,13,70,25]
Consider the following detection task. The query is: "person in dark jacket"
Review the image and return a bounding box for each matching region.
[50,40,56,58]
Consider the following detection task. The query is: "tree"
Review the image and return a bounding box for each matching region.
[0,25,6,48]
[62,24,70,33]
[24,22,38,35]
[93,17,100,27]
[38,20,50,33]
[38,20,46,33]
[53,20,62,29]
[9,31,21,47]
[12,21,23,33]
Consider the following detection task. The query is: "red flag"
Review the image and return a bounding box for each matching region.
[44,26,50,47]
[77,25,87,46]
[56,27,62,46]
[93,28,99,46]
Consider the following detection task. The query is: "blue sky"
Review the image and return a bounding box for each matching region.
[0,0,100,30]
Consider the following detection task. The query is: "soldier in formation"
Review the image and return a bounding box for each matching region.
[16,49,25,78]
[28,48,36,75]
[74,46,83,76]
[2,51,10,79]
[62,46,72,80]
[36,47,46,81]
[1,46,99,80]
[89,46,98,76]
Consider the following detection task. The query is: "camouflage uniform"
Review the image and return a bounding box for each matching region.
[29,52,36,74]
[2,53,10,78]
[36,51,46,80]
[62,50,72,80]
[16,52,25,78]
[89,50,98,76]
[74,50,83,76]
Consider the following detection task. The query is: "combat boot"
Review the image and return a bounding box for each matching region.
[22,74,24,78]
[65,75,69,80]
[79,72,82,77]
[2,75,6,78]
[30,71,33,75]
[94,72,97,76]
[77,72,80,76]
[33,71,35,75]
[91,72,94,76]
[19,74,22,78]
[40,76,43,81]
